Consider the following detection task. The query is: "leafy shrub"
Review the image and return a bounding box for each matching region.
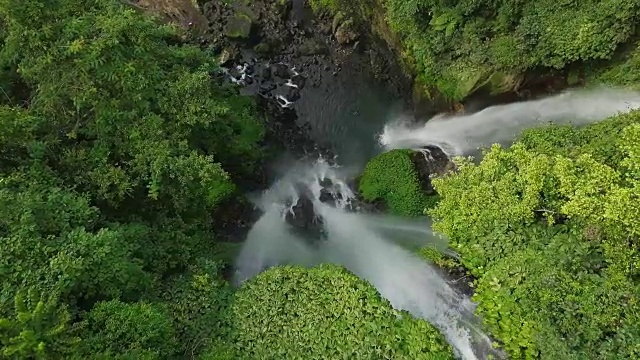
[163,259,234,357]
[83,300,178,359]
[0,0,266,358]
[229,264,454,359]
[359,149,427,216]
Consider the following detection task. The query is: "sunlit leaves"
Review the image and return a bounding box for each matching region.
[359,149,430,216]
[431,112,640,358]
[0,289,81,359]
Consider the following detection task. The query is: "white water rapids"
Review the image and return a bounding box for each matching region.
[233,88,640,359]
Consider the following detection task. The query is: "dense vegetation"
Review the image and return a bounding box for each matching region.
[0,0,262,357]
[430,111,640,359]
[312,0,640,100]
[359,149,430,216]
[0,1,455,358]
[229,264,454,359]
[2,0,639,359]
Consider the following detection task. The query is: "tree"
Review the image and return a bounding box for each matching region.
[0,289,81,359]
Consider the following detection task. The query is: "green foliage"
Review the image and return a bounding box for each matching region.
[359,149,428,216]
[382,0,640,100]
[230,264,454,359]
[162,259,234,357]
[418,246,458,270]
[430,111,640,358]
[0,0,265,358]
[0,170,153,304]
[0,289,81,359]
[83,300,178,359]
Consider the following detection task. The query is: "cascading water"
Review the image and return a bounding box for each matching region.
[235,87,640,360]
[380,88,640,155]
[235,160,499,360]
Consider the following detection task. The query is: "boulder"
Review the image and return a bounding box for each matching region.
[409,145,455,195]
[225,13,252,39]
[285,192,326,244]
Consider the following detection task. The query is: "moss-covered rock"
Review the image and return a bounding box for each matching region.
[224,13,252,39]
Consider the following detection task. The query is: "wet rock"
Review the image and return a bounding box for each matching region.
[410,145,455,195]
[225,13,252,39]
[285,192,325,243]
[275,0,292,19]
[271,63,290,78]
[290,74,306,89]
[235,5,260,22]
[287,87,301,101]
[297,39,328,56]
[211,196,262,243]
[260,66,272,80]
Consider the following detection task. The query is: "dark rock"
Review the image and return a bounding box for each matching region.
[274,0,292,20]
[285,191,326,243]
[287,87,301,101]
[271,63,289,78]
[225,13,252,39]
[318,188,335,204]
[254,42,273,55]
[260,66,272,80]
[297,39,328,56]
[291,74,306,89]
[211,196,262,243]
[409,146,455,195]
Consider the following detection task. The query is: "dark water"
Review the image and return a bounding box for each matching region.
[293,62,404,167]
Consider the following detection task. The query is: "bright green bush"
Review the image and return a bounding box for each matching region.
[430,112,640,358]
[359,149,428,216]
[0,0,265,358]
[229,264,454,359]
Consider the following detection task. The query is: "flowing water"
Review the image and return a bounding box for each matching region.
[234,86,640,359]
[234,160,497,360]
[380,88,640,156]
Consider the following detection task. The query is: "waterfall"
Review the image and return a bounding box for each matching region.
[380,88,640,155]
[234,160,499,360]
[233,87,640,359]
